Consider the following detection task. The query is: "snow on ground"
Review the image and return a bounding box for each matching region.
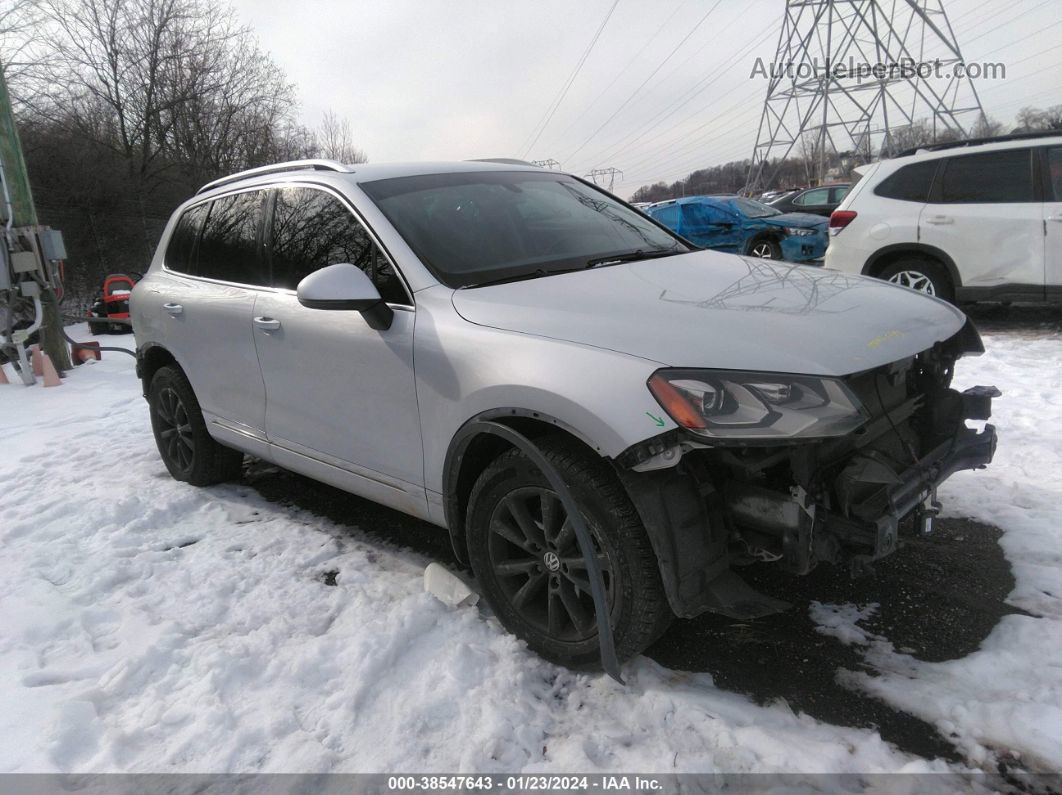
[0,322,1059,774]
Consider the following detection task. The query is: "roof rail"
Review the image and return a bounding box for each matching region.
[895,130,1062,158]
[196,160,353,195]
[466,158,539,167]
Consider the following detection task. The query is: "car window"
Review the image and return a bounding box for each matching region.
[728,197,780,218]
[164,203,208,275]
[795,188,831,206]
[269,187,408,304]
[360,171,685,289]
[681,203,724,226]
[1047,147,1062,201]
[940,148,1034,204]
[197,191,267,285]
[830,186,849,203]
[652,205,680,228]
[874,160,938,202]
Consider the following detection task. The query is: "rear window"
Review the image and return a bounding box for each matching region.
[197,191,267,285]
[164,204,207,274]
[940,149,1034,204]
[874,160,938,202]
[1045,147,1062,201]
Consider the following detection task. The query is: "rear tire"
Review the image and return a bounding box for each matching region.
[148,365,243,486]
[466,435,671,670]
[878,258,954,303]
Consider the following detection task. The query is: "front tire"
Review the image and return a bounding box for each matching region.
[748,237,782,259]
[148,365,243,486]
[466,435,671,670]
[878,258,954,302]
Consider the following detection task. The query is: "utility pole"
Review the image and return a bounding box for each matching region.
[746,0,984,193]
[532,158,561,169]
[0,61,72,377]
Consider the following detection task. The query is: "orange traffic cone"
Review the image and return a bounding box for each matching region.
[30,344,44,376]
[41,353,62,387]
[0,363,9,385]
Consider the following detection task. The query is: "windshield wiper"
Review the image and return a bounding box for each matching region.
[585,247,683,268]
[461,267,582,289]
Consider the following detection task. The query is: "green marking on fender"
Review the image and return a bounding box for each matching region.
[646,412,666,427]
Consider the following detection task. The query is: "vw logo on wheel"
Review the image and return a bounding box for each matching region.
[542,551,561,572]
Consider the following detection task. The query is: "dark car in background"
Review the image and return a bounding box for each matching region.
[648,195,828,262]
[767,184,850,217]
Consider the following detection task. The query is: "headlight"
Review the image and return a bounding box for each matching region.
[648,369,868,440]
[784,227,816,236]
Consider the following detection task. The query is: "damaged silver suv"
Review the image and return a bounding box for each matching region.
[132,159,997,671]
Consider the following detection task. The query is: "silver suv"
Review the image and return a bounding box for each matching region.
[132,159,998,670]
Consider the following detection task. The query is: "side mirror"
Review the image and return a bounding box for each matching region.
[296,263,394,330]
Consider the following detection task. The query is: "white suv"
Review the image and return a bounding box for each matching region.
[825,133,1062,303]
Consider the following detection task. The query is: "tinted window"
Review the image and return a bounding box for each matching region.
[164,203,207,274]
[874,160,938,202]
[796,188,830,206]
[830,186,850,203]
[361,171,685,289]
[270,187,408,304]
[197,191,266,285]
[940,149,1034,204]
[651,205,680,228]
[1047,147,1062,201]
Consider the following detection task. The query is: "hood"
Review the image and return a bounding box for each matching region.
[763,212,828,229]
[451,251,968,377]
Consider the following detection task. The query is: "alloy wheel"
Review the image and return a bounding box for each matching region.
[487,486,613,642]
[887,269,937,296]
[750,242,777,259]
[155,387,195,471]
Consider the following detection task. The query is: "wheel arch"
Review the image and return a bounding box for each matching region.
[862,243,962,290]
[136,342,184,398]
[442,409,605,565]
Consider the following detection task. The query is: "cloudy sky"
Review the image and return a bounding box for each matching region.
[232,0,1062,198]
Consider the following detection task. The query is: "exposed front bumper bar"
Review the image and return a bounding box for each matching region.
[726,385,999,574]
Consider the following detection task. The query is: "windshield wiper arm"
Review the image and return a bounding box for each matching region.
[585,247,683,268]
[462,267,581,289]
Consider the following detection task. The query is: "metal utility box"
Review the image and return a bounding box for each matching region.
[36,228,67,261]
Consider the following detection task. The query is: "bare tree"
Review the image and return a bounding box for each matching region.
[316,109,367,164]
[1015,106,1062,133]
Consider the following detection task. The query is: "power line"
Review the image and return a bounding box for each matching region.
[519,0,622,159]
[561,0,726,165]
[545,0,690,150]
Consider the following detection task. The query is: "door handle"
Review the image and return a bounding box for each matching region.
[162,302,183,315]
[253,316,281,331]
[924,215,954,225]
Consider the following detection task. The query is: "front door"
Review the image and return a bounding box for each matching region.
[918,147,1044,295]
[251,185,425,514]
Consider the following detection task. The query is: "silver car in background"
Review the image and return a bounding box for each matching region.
[132,159,998,669]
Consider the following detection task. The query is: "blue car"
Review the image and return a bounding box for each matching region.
[647,195,828,263]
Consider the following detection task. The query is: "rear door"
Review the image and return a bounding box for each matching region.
[919,147,1044,295]
[251,185,426,514]
[152,191,269,448]
[1044,145,1062,293]
[680,202,742,251]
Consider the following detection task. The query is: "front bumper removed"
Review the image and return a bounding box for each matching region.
[726,385,999,575]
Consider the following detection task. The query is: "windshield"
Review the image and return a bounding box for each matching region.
[360,171,687,288]
[729,197,782,218]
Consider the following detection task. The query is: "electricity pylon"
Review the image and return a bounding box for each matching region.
[585,167,623,192]
[746,0,985,192]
